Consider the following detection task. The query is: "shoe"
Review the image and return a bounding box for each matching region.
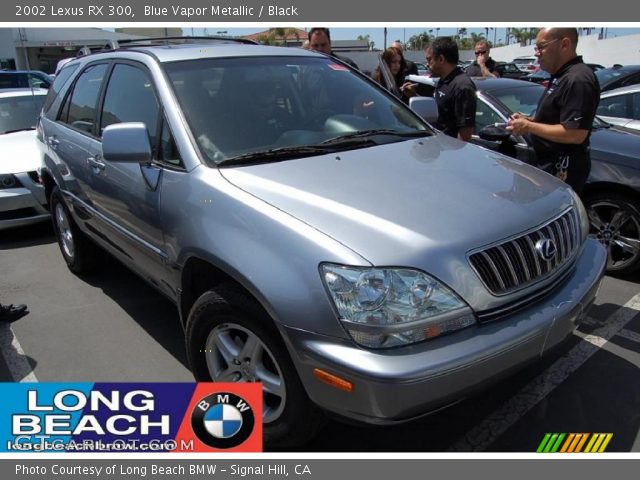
[0,304,28,323]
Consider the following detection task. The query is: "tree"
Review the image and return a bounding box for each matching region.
[407,31,433,51]
[357,34,375,51]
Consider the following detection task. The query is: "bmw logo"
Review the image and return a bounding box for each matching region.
[191,392,255,449]
[535,238,557,262]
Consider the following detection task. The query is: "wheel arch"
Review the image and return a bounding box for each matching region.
[582,181,640,206]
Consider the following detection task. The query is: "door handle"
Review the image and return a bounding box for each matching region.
[47,136,60,148]
[87,156,106,172]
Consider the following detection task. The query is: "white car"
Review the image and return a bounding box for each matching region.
[596,84,640,131]
[0,88,49,230]
[513,56,539,73]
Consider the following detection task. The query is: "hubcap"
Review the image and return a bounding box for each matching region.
[588,200,640,272]
[55,203,75,259]
[205,323,286,424]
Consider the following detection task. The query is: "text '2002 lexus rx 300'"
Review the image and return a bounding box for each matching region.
[38,38,607,447]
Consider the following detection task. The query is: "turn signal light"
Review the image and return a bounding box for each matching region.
[313,368,353,393]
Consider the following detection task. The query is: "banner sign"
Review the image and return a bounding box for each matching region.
[0,383,262,453]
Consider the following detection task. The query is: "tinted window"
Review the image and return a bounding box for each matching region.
[63,63,108,134]
[43,64,79,115]
[597,95,628,119]
[165,56,429,165]
[28,73,50,89]
[0,73,24,89]
[158,118,182,167]
[476,99,504,131]
[632,93,640,120]
[100,64,159,145]
[488,85,543,117]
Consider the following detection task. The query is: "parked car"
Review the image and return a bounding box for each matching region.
[494,62,527,79]
[39,39,606,447]
[595,65,640,92]
[0,88,49,230]
[512,56,538,73]
[586,63,605,72]
[523,69,551,87]
[0,70,53,90]
[415,62,430,76]
[596,84,640,131]
[467,77,640,275]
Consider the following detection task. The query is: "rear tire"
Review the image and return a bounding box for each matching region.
[185,284,325,449]
[50,187,99,274]
[584,192,640,275]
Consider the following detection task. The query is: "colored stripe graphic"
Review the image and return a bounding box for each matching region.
[538,433,613,453]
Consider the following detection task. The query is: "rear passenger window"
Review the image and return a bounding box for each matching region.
[100,64,159,146]
[60,63,108,135]
[43,64,79,116]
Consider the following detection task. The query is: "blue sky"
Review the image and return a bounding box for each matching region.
[190,27,639,49]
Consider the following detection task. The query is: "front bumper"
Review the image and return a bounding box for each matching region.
[0,173,49,230]
[286,238,606,424]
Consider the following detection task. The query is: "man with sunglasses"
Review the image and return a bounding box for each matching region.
[465,40,498,78]
[507,28,599,193]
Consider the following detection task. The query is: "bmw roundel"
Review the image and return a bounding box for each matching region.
[191,392,255,449]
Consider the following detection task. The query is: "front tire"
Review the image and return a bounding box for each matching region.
[185,284,325,448]
[50,187,98,274]
[584,192,640,275]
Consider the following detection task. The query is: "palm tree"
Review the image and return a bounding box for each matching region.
[407,32,433,51]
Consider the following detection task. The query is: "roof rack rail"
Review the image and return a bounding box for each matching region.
[105,36,258,50]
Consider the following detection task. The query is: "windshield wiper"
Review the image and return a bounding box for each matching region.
[2,127,36,134]
[218,145,340,167]
[319,129,430,145]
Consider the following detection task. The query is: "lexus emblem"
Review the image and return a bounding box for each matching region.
[535,238,557,261]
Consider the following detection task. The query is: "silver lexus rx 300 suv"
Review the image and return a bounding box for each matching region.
[38,38,607,447]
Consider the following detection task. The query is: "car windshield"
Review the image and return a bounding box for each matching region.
[486,84,544,117]
[164,56,430,166]
[485,83,607,129]
[595,68,634,86]
[0,94,45,134]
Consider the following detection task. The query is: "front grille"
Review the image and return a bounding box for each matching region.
[469,208,581,295]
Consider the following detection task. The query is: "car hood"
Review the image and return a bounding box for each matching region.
[0,130,42,174]
[220,134,573,272]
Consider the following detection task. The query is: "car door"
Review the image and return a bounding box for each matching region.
[44,62,110,227]
[86,61,172,293]
[472,96,534,163]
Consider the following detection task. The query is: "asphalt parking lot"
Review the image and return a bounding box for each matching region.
[1,222,639,452]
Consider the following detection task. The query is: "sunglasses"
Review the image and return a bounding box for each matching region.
[475,50,487,55]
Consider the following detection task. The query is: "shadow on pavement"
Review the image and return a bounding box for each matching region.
[75,256,190,371]
[0,222,55,249]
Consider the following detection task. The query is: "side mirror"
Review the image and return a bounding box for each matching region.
[102,122,152,164]
[478,124,513,142]
[409,96,438,124]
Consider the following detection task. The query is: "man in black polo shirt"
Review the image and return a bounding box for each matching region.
[419,37,476,141]
[465,40,498,78]
[507,28,599,193]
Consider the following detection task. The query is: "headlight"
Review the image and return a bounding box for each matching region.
[321,264,476,348]
[569,189,589,242]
